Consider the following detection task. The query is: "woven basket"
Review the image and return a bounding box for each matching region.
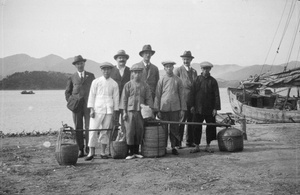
[217,127,244,152]
[55,127,79,165]
[141,126,166,157]
[110,141,128,159]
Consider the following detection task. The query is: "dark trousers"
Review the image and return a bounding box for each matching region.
[179,107,194,144]
[161,111,181,148]
[72,103,90,150]
[193,114,217,145]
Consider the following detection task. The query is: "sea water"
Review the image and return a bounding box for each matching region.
[0,89,232,134]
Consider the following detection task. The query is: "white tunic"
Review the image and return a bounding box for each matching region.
[87,76,119,114]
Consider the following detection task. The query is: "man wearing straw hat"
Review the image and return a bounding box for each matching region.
[120,63,153,160]
[190,61,221,153]
[65,55,95,158]
[133,44,159,100]
[154,61,186,155]
[85,62,119,161]
[174,51,198,148]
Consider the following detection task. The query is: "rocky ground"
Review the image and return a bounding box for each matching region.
[0,123,299,195]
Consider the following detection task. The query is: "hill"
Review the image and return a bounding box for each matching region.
[1,53,300,85]
[0,71,71,90]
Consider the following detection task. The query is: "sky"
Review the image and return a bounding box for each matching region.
[1,0,300,69]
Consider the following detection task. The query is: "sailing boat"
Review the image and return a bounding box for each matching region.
[228,0,300,123]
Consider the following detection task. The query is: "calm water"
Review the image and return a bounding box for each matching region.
[0,89,232,134]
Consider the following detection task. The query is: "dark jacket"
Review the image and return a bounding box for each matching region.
[132,61,159,99]
[190,73,221,115]
[174,65,197,107]
[110,66,131,97]
[65,71,95,105]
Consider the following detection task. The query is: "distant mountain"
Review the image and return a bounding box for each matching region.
[1,53,299,83]
[191,63,244,79]
[215,61,300,80]
[0,54,103,80]
[0,71,71,90]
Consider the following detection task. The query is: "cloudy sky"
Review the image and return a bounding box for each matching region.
[1,0,299,69]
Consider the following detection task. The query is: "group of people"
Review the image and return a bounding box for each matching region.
[65,44,221,161]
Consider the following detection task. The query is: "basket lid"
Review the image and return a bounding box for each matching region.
[218,127,243,137]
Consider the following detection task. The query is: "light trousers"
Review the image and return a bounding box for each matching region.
[88,113,113,147]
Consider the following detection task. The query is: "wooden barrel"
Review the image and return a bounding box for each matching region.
[55,143,78,165]
[110,141,128,159]
[55,128,79,165]
[141,126,166,158]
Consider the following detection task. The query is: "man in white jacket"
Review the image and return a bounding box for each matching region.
[85,62,119,161]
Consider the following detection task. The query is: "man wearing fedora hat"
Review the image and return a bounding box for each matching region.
[110,50,131,138]
[133,44,159,101]
[190,61,221,153]
[174,51,198,148]
[154,61,186,155]
[65,55,95,157]
[85,62,119,161]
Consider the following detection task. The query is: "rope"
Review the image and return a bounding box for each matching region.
[261,0,289,75]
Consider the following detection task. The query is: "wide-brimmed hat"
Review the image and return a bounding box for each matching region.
[114,50,130,60]
[99,62,114,69]
[130,63,144,71]
[162,60,176,66]
[72,55,87,65]
[139,45,155,57]
[180,51,194,59]
[199,61,213,68]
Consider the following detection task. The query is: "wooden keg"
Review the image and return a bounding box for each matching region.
[141,126,166,157]
[55,128,79,165]
[110,141,128,159]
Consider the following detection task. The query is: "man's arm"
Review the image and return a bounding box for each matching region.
[65,76,73,102]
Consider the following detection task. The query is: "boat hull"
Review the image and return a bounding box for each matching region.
[227,88,300,123]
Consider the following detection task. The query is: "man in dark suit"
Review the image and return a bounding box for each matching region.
[65,55,95,157]
[132,44,159,101]
[110,50,131,133]
[174,51,198,148]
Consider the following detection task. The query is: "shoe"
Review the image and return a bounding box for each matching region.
[172,148,179,155]
[134,154,144,159]
[100,154,109,159]
[125,155,135,160]
[84,155,94,161]
[190,147,200,153]
[78,150,85,158]
[186,143,196,147]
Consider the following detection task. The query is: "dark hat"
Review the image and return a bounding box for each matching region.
[162,60,176,66]
[72,55,87,65]
[130,63,144,71]
[139,44,155,57]
[199,61,213,68]
[180,51,194,59]
[99,62,114,69]
[114,50,130,60]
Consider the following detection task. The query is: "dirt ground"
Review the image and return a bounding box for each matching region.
[0,123,299,195]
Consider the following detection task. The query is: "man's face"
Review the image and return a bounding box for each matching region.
[164,64,174,75]
[201,67,211,76]
[182,57,192,66]
[131,70,142,81]
[116,56,127,67]
[74,61,85,72]
[142,51,152,62]
[101,67,112,79]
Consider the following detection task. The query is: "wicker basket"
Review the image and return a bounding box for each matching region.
[141,126,166,157]
[55,127,79,165]
[110,141,128,159]
[217,127,244,152]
